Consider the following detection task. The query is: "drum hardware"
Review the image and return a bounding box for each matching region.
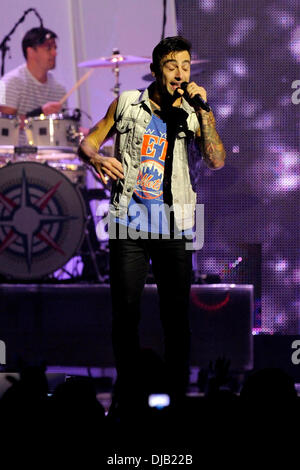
[66,125,84,145]
[78,50,152,98]
[78,186,110,282]
[14,145,38,154]
[47,161,87,187]
[0,114,20,146]
[69,108,82,121]
[110,49,121,97]
[50,255,85,281]
[0,144,85,185]
[83,215,107,283]
[34,146,78,159]
[0,145,78,157]
[77,51,152,68]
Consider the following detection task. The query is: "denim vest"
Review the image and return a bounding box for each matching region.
[110,88,200,231]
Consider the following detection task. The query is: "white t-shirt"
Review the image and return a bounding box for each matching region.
[0,63,66,114]
[0,64,67,145]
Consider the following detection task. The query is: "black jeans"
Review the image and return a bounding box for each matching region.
[109,234,193,399]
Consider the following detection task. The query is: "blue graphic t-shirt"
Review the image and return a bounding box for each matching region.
[117,113,170,234]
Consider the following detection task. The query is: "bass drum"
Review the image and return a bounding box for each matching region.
[0,161,86,279]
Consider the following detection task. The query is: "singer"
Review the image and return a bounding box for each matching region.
[79,36,226,412]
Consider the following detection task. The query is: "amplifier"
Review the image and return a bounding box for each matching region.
[0,284,253,370]
[189,284,253,370]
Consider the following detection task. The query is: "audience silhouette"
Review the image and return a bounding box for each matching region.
[0,356,298,466]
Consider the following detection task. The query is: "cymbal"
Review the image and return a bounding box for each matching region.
[78,54,151,68]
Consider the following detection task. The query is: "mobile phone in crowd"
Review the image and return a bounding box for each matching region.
[148,393,170,409]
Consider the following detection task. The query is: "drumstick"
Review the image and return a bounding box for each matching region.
[59,69,94,105]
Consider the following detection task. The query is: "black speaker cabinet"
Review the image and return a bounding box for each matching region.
[0,284,253,370]
[189,285,253,370]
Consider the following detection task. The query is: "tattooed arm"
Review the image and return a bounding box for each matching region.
[196,109,226,169]
[180,82,226,169]
[78,98,124,184]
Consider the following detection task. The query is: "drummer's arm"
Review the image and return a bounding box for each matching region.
[0,105,27,130]
[0,103,62,117]
[79,98,124,185]
[0,105,17,115]
[41,102,63,115]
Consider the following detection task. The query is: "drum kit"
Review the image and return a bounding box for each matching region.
[0,51,152,281]
[0,51,207,281]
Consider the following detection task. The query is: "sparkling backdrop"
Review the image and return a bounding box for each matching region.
[176,0,300,333]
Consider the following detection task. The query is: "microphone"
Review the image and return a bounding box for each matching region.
[181,82,211,112]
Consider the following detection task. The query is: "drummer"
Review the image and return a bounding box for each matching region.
[0,27,66,143]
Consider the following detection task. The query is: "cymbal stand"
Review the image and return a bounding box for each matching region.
[109,49,120,161]
[84,216,106,283]
[111,49,121,97]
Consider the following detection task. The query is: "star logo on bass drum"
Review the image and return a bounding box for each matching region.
[0,167,76,271]
[0,162,86,279]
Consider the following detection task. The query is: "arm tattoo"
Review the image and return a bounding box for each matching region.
[197,111,226,169]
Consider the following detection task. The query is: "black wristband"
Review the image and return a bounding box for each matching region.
[26,107,43,118]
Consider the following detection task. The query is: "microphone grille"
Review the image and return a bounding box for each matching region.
[181,81,189,90]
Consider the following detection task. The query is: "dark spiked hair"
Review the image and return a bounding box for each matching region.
[151,36,191,75]
[22,27,57,59]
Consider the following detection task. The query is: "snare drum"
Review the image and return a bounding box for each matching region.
[0,114,19,145]
[25,111,80,147]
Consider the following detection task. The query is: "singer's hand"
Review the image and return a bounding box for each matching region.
[79,139,124,185]
[183,82,207,105]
